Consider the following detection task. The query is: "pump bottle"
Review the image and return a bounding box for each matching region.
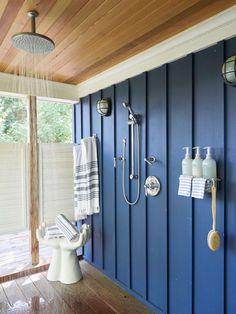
[182,147,192,176]
[202,147,217,179]
[192,147,203,177]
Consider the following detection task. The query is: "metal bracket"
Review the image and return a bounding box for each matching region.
[205,178,221,192]
[114,156,124,168]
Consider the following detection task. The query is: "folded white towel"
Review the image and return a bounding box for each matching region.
[74,136,100,220]
[46,229,64,236]
[46,225,59,231]
[44,234,64,240]
[56,214,79,241]
[191,177,206,199]
[178,175,193,197]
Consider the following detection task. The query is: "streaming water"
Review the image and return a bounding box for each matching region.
[11,46,54,98]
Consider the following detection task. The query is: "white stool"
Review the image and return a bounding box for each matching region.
[36,224,91,284]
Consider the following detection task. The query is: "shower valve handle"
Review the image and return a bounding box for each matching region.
[144,156,157,165]
[144,176,161,197]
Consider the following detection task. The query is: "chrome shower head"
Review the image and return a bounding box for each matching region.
[11,11,55,54]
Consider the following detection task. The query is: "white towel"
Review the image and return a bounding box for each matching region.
[44,234,64,240]
[55,214,79,241]
[43,225,64,239]
[46,229,64,236]
[46,225,61,232]
[178,175,193,197]
[191,177,206,199]
[74,136,100,220]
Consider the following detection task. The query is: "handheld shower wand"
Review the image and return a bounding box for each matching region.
[119,102,141,205]
[122,102,137,124]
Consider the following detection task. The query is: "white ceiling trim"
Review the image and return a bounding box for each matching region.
[77,5,236,98]
[0,72,79,102]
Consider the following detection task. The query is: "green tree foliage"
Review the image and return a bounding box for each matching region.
[37,100,72,143]
[0,97,72,143]
[0,96,27,142]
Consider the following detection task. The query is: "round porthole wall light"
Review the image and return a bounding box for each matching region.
[221,55,236,86]
[96,99,112,116]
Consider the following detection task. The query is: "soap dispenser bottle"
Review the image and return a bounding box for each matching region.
[203,147,217,179]
[182,147,192,175]
[192,147,203,177]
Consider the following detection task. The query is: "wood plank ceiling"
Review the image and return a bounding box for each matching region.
[0,0,235,85]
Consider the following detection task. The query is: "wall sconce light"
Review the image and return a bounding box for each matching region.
[221,55,236,86]
[96,99,112,116]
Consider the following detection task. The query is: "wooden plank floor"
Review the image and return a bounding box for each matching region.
[0,230,52,277]
[0,260,155,314]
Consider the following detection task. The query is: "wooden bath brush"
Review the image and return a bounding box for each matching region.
[207,185,220,251]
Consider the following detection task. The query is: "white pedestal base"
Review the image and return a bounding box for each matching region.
[36,224,91,284]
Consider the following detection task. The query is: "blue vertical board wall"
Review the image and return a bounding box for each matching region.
[101,86,116,277]
[147,67,167,311]
[81,96,92,261]
[74,36,236,314]
[129,74,146,297]
[115,80,130,286]
[193,43,225,314]
[168,55,193,314]
[91,91,103,269]
[225,37,236,314]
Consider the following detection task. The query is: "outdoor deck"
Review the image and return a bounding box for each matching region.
[0,261,154,314]
[0,230,51,278]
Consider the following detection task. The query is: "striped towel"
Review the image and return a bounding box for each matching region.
[191,177,206,199]
[178,175,193,197]
[44,233,64,240]
[46,225,61,232]
[55,214,79,241]
[73,136,100,221]
[44,225,64,239]
[46,226,64,236]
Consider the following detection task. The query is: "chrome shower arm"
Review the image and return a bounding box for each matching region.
[28,11,38,33]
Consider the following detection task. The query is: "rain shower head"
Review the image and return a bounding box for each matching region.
[11,10,55,54]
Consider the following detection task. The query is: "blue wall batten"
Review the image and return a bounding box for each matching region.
[74,37,236,314]
[225,37,236,314]
[147,66,167,311]
[193,42,225,314]
[115,80,130,287]
[91,91,103,269]
[168,55,193,314]
[129,74,147,297]
[102,86,116,278]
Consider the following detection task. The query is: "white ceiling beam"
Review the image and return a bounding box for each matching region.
[0,72,79,102]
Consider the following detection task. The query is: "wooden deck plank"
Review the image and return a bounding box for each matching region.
[2,280,27,305]
[1,261,153,313]
[0,284,8,303]
[16,276,49,314]
[29,272,75,313]
[81,261,155,314]
[44,278,97,314]
[42,271,116,314]
[1,279,33,313]
[0,283,11,313]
